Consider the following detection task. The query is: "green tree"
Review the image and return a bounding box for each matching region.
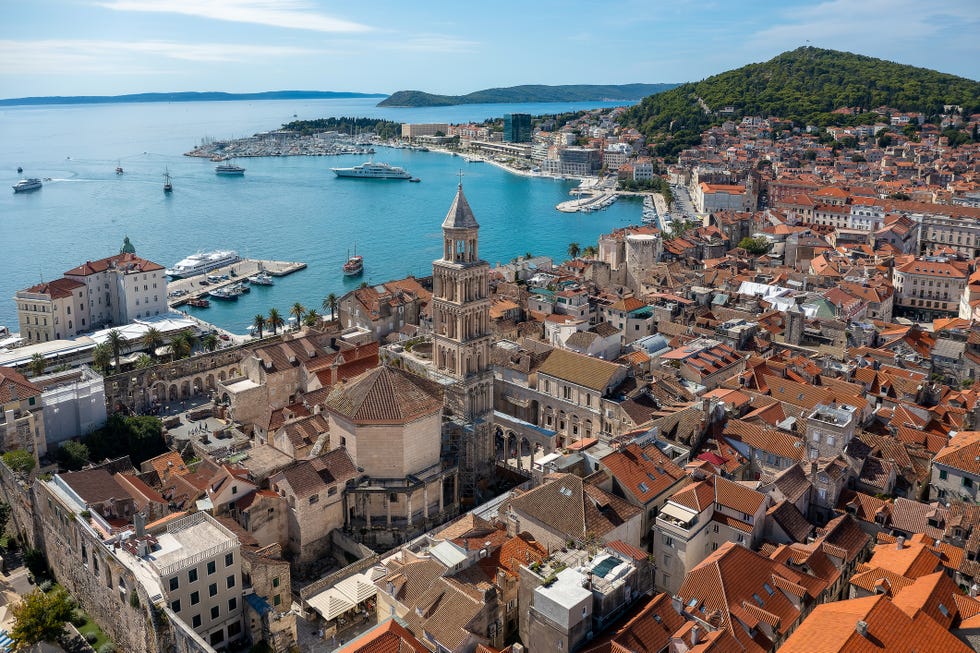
[2,449,35,475]
[10,587,75,647]
[567,242,581,259]
[252,314,266,339]
[290,302,306,330]
[877,132,893,148]
[134,353,155,369]
[169,329,196,360]
[84,414,166,468]
[57,440,89,471]
[92,342,112,375]
[202,333,219,352]
[28,353,46,377]
[303,309,320,328]
[738,236,771,256]
[582,245,598,258]
[321,293,338,322]
[106,329,126,371]
[141,327,164,359]
[267,308,284,335]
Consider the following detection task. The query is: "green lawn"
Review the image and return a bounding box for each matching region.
[47,583,111,650]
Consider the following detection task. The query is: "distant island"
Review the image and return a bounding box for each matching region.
[0,90,388,107]
[377,83,679,107]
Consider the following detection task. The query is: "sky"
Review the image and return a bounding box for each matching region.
[1,0,978,99]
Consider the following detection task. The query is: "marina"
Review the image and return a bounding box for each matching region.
[166,259,306,310]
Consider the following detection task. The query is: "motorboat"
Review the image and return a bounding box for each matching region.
[215,164,246,176]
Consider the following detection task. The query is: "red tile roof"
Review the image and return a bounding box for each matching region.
[0,366,42,403]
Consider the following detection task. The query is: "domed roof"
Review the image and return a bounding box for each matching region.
[442,184,479,230]
[325,365,443,424]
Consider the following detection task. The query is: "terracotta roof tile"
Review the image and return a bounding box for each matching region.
[537,348,626,392]
[325,365,443,424]
[0,366,42,403]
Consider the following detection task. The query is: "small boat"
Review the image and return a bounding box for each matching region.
[188,298,210,308]
[16,166,22,173]
[208,286,240,301]
[12,178,42,193]
[163,169,173,193]
[409,177,421,183]
[343,246,364,276]
[249,271,274,286]
[215,164,246,176]
[116,161,124,175]
[233,282,250,294]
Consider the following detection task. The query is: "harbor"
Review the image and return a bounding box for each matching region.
[167,259,307,309]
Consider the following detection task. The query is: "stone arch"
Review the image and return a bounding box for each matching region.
[494,427,506,461]
[180,380,191,398]
[153,381,167,403]
[206,373,215,390]
[520,436,531,457]
[221,392,231,405]
[507,432,518,462]
[192,376,203,394]
[218,370,227,382]
[169,384,178,401]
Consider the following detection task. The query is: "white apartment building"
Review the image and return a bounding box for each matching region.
[892,257,968,320]
[15,252,168,343]
[150,512,244,649]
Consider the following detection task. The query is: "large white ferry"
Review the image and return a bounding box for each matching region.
[165,250,240,279]
[215,164,246,176]
[331,161,412,180]
[12,178,42,193]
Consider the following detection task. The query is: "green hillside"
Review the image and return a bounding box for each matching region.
[620,47,980,161]
[377,83,677,107]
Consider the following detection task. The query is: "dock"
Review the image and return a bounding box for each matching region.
[556,192,618,213]
[167,258,306,309]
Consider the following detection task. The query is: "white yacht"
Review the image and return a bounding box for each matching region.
[331,161,412,180]
[12,178,42,193]
[215,164,246,176]
[165,250,240,279]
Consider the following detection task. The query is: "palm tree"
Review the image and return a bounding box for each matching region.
[141,327,164,358]
[567,242,581,259]
[267,308,284,335]
[252,314,266,339]
[106,329,126,371]
[303,309,320,328]
[29,353,46,377]
[134,353,155,369]
[582,245,598,259]
[322,292,338,323]
[169,329,196,360]
[202,333,219,352]
[92,342,112,374]
[290,302,306,330]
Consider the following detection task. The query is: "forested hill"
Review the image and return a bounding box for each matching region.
[620,47,980,160]
[377,83,678,107]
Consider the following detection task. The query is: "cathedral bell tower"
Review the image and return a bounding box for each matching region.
[432,183,494,501]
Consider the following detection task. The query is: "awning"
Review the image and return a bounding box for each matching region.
[307,588,355,620]
[335,575,377,604]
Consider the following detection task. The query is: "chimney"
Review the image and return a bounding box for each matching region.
[896,536,905,550]
[134,512,146,538]
[855,620,868,637]
[691,624,701,646]
[671,595,683,615]
[970,583,979,598]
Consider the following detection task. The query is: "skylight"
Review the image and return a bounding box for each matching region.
[752,593,764,606]
[763,583,775,595]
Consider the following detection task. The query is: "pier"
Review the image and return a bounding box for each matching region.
[167,259,306,309]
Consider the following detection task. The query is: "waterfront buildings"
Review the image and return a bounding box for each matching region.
[15,248,168,344]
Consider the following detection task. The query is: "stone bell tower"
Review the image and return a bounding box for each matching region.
[432,183,494,502]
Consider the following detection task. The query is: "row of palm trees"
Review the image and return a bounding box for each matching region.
[89,326,214,375]
[250,294,340,340]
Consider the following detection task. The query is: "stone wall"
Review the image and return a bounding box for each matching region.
[34,479,159,652]
[0,459,39,548]
[102,343,257,414]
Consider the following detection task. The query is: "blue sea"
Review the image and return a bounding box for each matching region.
[0,97,642,334]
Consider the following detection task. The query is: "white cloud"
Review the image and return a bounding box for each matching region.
[94,0,373,33]
[0,39,323,75]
